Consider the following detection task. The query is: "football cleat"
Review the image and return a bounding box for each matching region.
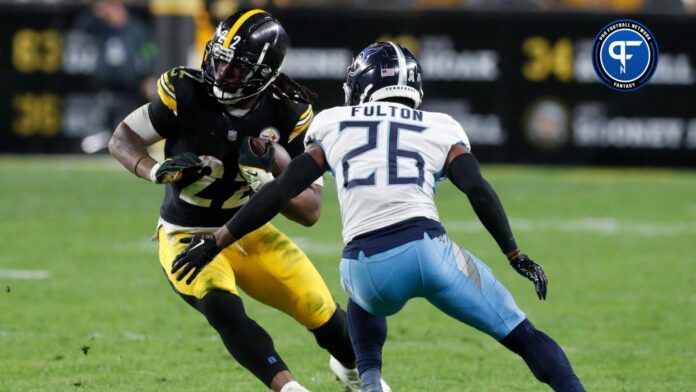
[329,356,392,392]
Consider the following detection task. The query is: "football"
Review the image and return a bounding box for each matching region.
[250,137,291,176]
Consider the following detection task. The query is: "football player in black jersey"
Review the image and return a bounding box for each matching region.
[109,9,389,392]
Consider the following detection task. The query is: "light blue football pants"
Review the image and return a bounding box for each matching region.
[340,234,525,339]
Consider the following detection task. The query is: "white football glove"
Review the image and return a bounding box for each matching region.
[238,137,275,192]
[239,165,275,192]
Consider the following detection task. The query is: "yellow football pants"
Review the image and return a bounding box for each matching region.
[158,223,337,329]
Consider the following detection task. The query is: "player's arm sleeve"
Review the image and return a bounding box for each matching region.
[225,153,324,239]
[447,153,518,254]
[122,104,162,145]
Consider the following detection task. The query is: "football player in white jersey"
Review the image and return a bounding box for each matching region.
[171,42,585,392]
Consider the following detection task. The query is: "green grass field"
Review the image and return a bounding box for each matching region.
[1,156,694,391]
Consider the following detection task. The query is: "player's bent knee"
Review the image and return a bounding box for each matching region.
[198,290,248,328]
[295,290,337,330]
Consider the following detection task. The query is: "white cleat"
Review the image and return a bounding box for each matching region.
[279,380,311,392]
[329,356,392,392]
[330,356,361,391]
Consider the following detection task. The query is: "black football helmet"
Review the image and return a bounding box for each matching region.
[202,9,288,104]
[344,42,423,108]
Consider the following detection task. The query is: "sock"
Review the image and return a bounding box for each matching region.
[310,304,357,368]
[360,368,383,392]
[197,290,289,387]
[279,380,306,392]
[346,299,387,374]
[500,319,585,392]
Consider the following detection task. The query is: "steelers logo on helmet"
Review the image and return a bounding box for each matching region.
[592,19,658,91]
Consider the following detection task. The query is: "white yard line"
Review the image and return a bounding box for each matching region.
[444,218,696,236]
[123,332,147,341]
[0,269,50,280]
[291,237,344,255]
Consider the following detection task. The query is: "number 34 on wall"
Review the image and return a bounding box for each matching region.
[522,36,574,82]
[12,28,62,73]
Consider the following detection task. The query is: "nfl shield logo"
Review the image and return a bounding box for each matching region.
[227,130,238,141]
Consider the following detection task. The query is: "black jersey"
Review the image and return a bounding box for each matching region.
[148,67,314,227]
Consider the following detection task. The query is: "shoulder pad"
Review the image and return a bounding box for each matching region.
[156,67,205,114]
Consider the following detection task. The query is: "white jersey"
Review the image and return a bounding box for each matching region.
[305,101,470,244]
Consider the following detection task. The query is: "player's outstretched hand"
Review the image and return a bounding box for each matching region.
[509,253,547,300]
[171,234,220,285]
[150,152,206,184]
[238,137,275,192]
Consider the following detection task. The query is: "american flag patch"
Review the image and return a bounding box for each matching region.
[381,66,396,77]
[227,130,237,141]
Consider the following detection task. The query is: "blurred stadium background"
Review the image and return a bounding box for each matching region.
[1,0,695,164]
[1,0,694,391]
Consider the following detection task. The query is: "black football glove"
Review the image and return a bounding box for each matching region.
[150,152,206,184]
[238,137,275,191]
[509,253,548,300]
[170,234,220,285]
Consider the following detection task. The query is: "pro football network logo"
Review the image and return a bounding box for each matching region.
[592,19,658,91]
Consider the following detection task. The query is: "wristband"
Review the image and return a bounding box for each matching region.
[149,162,162,183]
[506,249,521,261]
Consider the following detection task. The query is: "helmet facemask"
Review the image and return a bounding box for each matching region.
[205,41,278,105]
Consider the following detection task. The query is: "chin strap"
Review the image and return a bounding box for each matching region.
[212,72,279,105]
[213,86,242,103]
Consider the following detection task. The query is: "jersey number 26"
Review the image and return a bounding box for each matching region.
[340,120,426,190]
